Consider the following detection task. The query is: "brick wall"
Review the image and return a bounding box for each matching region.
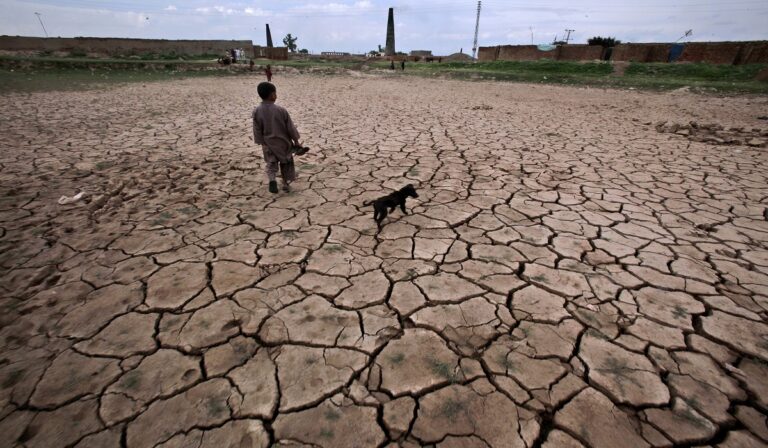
[678,42,742,64]
[736,42,768,64]
[477,46,499,61]
[612,44,673,62]
[0,36,254,57]
[497,45,555,61]
[556,45,603,61]
[254,46,289,60]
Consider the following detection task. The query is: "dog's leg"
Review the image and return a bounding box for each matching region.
[378,207,388,227]
[400,202,407,214]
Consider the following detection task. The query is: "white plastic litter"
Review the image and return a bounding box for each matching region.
[58,191,85,205]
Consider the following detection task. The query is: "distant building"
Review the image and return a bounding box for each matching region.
[410,50,432,57]
[321,51,351,56]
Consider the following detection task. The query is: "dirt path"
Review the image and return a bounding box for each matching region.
[1,74,767,448]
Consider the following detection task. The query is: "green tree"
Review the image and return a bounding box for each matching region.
[283,34,298,53]
[588,36,621,47]
[299,48,309,54]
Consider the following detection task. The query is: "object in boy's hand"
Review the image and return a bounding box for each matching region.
[291,145,310,156]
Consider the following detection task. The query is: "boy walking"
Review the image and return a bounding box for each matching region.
[252,82,301,193]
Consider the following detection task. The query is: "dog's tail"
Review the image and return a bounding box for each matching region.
[362,200,373,206]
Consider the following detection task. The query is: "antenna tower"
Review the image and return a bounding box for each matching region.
[471,1,482,61]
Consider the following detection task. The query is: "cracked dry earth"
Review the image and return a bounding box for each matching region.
[1,74,768,448]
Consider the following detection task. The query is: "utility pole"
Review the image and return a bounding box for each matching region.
[34,12,48,37]
[529,26,534,45]
[564,29,574,44]
[471,1,482,61]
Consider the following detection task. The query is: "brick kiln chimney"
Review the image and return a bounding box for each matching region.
[385,8,395,56]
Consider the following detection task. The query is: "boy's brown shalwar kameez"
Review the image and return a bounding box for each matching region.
[252,101,299,184]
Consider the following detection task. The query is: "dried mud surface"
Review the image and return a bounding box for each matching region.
[1,75,768,448]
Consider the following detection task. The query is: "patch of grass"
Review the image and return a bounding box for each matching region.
[625,62,764,81]
[282,230,298,238]
[375,58,768,94]
[205,397,227,417]
[498,353,515,372]
[439,398,465,418]
[0,58,249,93]
[389,352,405,364]
[178,207,198,215]
[324,409,341,421]
[672,305,688,320]
[2,369,24,388]
[428,358,456,381]
[319,428,334,439]
[4,55,764,95]
[95,161,112,170]
[121,371,141,389]
[323,244,344,253]
[404,268,419,280]
[604,355,627,372]
[529,274,547,283]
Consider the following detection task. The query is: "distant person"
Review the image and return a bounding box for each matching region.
[265,64,273,82]
[249,59,254,71]
[230,48,237,63]
[252,82,302,193]
[390,60,395,70]
[438,57,442,63]
[401,60,405,70]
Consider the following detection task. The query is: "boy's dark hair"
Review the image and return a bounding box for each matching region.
[257,82,276,100]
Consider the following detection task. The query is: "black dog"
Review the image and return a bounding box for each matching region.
[364,184,419,228]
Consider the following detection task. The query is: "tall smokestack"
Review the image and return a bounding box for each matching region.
[385,8,395,56]
[266,24,273,48]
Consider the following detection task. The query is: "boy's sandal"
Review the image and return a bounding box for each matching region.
[294,146,310,156]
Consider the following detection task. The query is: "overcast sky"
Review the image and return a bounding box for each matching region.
[2,0,767,55]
